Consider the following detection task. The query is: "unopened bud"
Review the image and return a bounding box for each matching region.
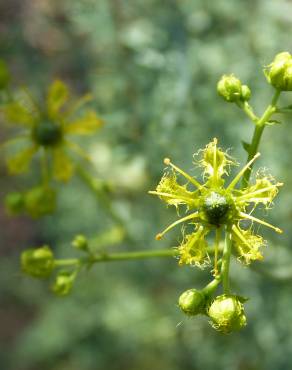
[208,294,246,333]
[5,192,25,215]
[240,85,251,101]
[217,74,242,102]
[178,289,206,315]
[266,52,292,91]
[21,246,54,278]
[25,186,57,218]
[51,271,75,296]
[72,234,88,251]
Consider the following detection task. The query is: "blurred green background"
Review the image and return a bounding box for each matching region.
[1,1,292,369]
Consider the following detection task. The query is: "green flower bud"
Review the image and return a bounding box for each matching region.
[72,234,88,251]
[51,271,75,296]
[178,289,206,315]
[266,52,292,91]
[0,59,10,90]
[5,192,25,215]
[240,85,251,101]
[24,186,57,218]
[217,74,242,102]
[208,294,246,334]
[21,246,54,278]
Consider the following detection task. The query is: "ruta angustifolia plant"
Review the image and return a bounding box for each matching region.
[3,52,292,333]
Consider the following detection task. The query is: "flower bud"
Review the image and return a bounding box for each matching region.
[5,192,25,215]
[266,52,292,91]
[0,59,10,90]
[178,289,206,315]
[240,85,251,101]
[217,74,242,102]
[72,234,88,251]
[21,246,54,278]
[24,186,57,218]
[51,271,75,296]
[208,294,246,333]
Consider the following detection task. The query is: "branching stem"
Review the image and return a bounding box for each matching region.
[241,89,281,187]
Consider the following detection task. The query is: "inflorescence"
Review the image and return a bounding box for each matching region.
[150,139,282,333]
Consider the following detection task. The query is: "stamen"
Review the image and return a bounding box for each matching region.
[148,190,193,203]
[163,158,203,189]
[213,138,218,181]
[213,227,221,277]
[232,225,251,247]
[239,211,282,233]
[155,212,199,240]
[237,183,283,200]
[227,153,261,190]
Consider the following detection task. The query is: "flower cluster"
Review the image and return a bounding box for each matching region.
[21,244,79,297]
[217,74,251,103]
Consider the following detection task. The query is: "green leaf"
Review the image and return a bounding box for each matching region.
[241,140,251,153]
[266,119,281,126]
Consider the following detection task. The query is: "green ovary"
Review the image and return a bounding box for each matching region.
[201,191,235,226]
[33,120,62,147]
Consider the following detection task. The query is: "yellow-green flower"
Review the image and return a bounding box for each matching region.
[2,80,103,182]
[149,139,282,270]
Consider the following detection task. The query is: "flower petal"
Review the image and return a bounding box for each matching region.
[232,225,265,264]
[239,174,282,207]
[64,110,104,135]
[177,226,209,267]
[52,148,74,182]
[151,172,199,209]
[47,80,69,116]
[6,145,38,174]
[199,138,236,186]
[3,102,34,127]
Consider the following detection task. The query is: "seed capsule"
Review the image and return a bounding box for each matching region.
[208,294,247,333]
[178,289,206,315]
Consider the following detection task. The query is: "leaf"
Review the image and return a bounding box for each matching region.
[266,119,281,126]
[236,295,249,303]
[241,140,251,153]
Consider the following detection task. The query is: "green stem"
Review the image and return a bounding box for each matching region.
[90,249,177,262]
[54,246,221,267]
[237,100,259,123]
[241,89,281,187]
[202,275,221,297]
[54,249,177,268]
[221,228,232,294]
[40,148,50,186]
[54,259,80,267]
